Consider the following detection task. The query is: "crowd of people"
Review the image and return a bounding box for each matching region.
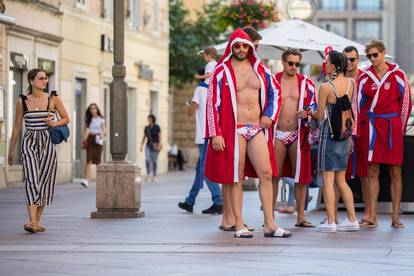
[6,26,411,236]
[178,26,411,238]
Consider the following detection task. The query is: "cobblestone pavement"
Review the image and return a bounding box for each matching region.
[0,170,413,276]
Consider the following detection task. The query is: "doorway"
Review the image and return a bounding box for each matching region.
[73,78,87,178]
[127,87,137,163]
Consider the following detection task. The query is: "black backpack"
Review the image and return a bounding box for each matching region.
[326,80,355,141]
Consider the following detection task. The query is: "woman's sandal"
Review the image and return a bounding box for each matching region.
[34,224,46,232]
[219,224,254,232]
[264,227,292,238]
[234,228,253,238]
[24,223,36,233]
[359,219,378,228]
[391,220,404,229]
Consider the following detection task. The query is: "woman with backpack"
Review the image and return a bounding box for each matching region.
[301,51,359,233]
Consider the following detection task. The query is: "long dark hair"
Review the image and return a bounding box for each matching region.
[27,68,47,94]
[328,51,348,80]
[85,103,103,127]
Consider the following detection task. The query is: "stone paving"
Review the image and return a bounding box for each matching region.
[0,170,414,276]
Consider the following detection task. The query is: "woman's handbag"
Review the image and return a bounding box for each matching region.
[47,91,70,144]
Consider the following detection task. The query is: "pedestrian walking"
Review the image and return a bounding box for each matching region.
[140,114,162,182]
[80,103,105,188]
[305,51,359,233]
[7,68,70,233]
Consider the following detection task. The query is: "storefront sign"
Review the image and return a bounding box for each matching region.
[38,58,55,75]
[10,52,27,70]
[138,63,154,81]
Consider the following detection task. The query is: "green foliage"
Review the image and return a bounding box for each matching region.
[169,0,223,89]
[169,0,275,89]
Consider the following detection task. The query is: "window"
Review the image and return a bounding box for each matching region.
[319,0,347,11]
[8,52,28,165]
[354,20,381,43]
[319,20,347,37]
[150,91,158,117]
[130,0,142,29]
[152,0,160,34]
[354,0,382,12]
[76,0,86,9]
[103,0,113,20]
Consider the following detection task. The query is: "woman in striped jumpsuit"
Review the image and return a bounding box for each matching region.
[7,69,70,233]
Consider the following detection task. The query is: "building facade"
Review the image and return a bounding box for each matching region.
[0,0,169,189]
[59,0,169,180]
[1,0,63,188]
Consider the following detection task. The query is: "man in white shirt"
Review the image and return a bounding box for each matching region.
[178,60,223,214]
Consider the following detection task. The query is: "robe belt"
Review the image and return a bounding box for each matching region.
[199,82,209,88]
[366,111,398,151]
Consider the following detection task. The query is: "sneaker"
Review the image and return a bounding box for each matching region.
[337,218,360,232]
[202,204,223,215]
[178,202,193,213]
[320,217,338,224]
[317,222,337,233]
[80,179,89,188]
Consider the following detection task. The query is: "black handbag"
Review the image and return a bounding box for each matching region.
[47,91,70,144]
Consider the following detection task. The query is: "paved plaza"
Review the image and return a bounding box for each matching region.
[0,170,414,276]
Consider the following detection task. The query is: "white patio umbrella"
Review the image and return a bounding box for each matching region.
[214,19,390,64]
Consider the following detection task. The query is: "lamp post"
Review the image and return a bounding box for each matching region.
[91,0,144,219]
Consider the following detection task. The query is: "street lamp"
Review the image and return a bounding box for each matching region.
[286,0,316,21]
[91,0,144,219]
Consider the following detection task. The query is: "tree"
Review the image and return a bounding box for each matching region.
[169,0,224,89]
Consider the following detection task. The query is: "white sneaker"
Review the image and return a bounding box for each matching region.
[337,218,360,232]
[317,222,337,233]
[80,179,89,188]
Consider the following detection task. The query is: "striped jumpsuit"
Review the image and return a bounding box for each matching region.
[20,95,57,206]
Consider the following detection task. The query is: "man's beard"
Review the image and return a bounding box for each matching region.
[286,70,296,76]
[232,53,246,61]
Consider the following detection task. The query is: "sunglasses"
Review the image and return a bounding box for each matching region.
[347,58,357,62]
[233,43,249,50]
[37,77,48,81]
[367,52,379,60]
[287,61,300,67]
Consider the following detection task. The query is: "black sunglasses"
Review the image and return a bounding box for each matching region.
[347,58,357,62]
[287,61,300,67]
[367,53,379,60]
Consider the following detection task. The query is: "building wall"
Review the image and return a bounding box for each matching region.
[1,0,65,187]
[60,0,170,178]
[395,0,414,75]
[0,21,7,188]
[0,0,170,188]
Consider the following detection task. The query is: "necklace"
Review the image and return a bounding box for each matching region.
[30,95,42,111]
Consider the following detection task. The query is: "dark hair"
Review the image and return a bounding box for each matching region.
[243,26,262,41]
[148,114,156,124]
[328,50,348,79]
[343,46,359,57]
[197,67,205,83]
[27,68,47,94]
[282,48,302,61]
[85,103,103,127]
[204,47,217,58]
